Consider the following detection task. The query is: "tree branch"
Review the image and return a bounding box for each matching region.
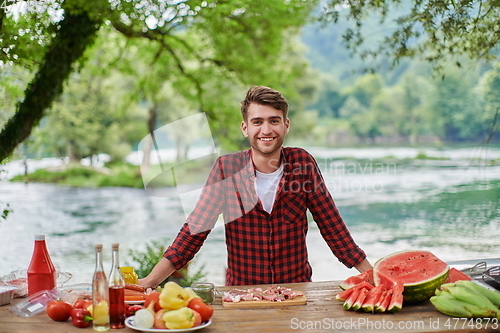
[0,9,101,163]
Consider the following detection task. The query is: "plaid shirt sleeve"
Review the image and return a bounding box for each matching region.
[163,157,225,270]
[302,150,367,268]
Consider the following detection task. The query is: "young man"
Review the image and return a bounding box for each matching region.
[140,85,372,287]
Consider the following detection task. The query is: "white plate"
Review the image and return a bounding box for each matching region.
[125,316,211,332]
[125,300,145,304]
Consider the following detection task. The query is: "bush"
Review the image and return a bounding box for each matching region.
[126,238,207,288]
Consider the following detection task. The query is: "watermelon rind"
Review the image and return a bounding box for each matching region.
[373,250,450,304]
[361,285,385,313]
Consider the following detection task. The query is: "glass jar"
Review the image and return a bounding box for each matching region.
[119,267,138,285]
[190,282,215,304]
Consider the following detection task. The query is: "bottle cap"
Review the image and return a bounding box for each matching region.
[112,243,119,251]
[95,244,103,252]
[34,234,45,241]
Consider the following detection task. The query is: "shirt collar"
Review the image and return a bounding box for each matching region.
[245,148,290,180]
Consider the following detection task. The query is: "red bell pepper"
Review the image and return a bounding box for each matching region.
[70,308,93,328]
[125,304,144,317]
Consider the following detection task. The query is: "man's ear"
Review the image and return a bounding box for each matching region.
[284,118,290,134]
[241,121,249,137]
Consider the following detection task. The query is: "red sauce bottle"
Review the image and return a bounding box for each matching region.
[108,243,125,329]
[27,234,56,296]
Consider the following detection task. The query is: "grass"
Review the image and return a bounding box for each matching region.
[10,158,213,189]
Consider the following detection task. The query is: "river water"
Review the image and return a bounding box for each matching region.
[1,146,499,286]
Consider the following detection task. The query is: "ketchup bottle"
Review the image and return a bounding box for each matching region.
[27,234,57,296]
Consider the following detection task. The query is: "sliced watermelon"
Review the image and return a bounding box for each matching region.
[352,288,369,311]
[373,289,388,312]
[343,286,363,310]
[445,267,472,283]
[339,269,374,290]
[361,285,385,313]
[341,282,373,310]
[373,250,449,304]
[375,289,392,313]
[336,286,356,302]
[387,282,404,313]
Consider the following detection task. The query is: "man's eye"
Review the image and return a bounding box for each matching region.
[253,121,261,125]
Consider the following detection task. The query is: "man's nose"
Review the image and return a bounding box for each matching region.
[261,121,272,135]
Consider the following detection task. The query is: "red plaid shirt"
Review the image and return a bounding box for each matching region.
[164,147,366,286]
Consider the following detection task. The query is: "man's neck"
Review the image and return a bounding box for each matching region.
[250,148,282,173]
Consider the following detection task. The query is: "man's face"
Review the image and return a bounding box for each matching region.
[241,103,290,157]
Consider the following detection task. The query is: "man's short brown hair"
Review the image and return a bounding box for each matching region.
[240,86,289,121]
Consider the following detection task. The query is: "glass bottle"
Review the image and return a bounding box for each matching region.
[92,244,110,331]
[27,234,56,296]
[108,243,125,329]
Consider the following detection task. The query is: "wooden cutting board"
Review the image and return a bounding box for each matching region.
[222,294,307,308]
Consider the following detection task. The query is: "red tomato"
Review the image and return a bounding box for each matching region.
[187,298,213,323]
[125,304,144,317]
[192,309,202,327]
[46,300,73,322]
[144,291,162,312]
[73,299,92,310]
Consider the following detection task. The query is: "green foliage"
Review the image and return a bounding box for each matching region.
[321,0,500,73]
[0,1,102,163]
[10,165,103,186]
[8,158,214,188]
[0,0,319,163]
[126,239,206,288]
[1,203,11,220]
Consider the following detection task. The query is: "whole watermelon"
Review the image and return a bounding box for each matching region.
[373,250,449,304]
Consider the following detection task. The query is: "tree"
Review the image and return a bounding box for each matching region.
[427,69,476,141]
[0,0,318,163]
[321,0,500,73]
[371,73,432,144]
[0,0,102,162]
[474,62,500,141]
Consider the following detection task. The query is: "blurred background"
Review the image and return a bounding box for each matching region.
[1,0,499,286]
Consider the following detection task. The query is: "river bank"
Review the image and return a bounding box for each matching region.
[1,146,500,286]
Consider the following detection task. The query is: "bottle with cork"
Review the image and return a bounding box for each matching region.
[108,243,126,329]
[92,244,110,331]
[27,234,57,296]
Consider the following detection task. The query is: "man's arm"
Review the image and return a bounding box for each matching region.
[138,257,176,289]
[354,258,373,273]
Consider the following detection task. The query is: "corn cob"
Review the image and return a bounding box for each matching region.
[431,295,499,318]
[430,296,474,317]
[455,280,500,307]
[441,284,499,313]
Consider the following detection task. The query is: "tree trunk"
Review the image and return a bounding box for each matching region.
[0,8,101,163]
[141,104,158,173]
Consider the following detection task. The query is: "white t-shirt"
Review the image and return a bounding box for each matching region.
[254,163,284,213]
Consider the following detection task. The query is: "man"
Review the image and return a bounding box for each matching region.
[140,85,372,287]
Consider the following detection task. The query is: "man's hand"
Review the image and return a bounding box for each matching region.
[354,258,373,273]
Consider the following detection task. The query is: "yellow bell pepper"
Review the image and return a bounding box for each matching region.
[162,307,195,329]
[159,281,190,310]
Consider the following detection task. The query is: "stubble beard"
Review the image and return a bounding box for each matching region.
[250,136,284,156]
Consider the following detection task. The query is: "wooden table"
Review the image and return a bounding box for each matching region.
[1,281,498,333]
